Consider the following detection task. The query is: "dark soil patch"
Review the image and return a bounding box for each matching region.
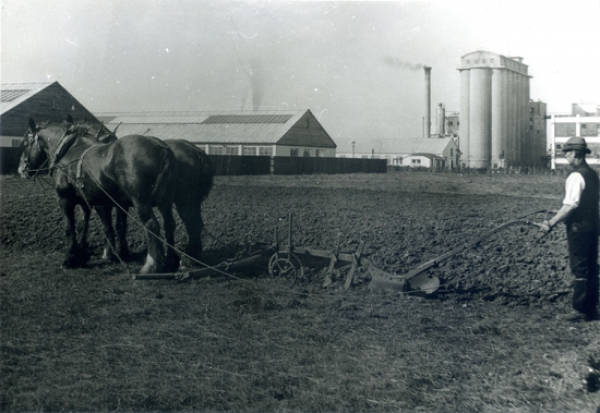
[1,172,599,412]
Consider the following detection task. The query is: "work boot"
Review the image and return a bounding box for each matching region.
[587,307,600,321]
[556,309,598,322]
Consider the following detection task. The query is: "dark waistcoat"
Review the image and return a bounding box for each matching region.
[565,163,600,232]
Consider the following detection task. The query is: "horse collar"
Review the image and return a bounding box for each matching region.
[75,144,100,188]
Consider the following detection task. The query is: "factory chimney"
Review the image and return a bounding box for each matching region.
[424,66,432,139]
[437,103,446,137]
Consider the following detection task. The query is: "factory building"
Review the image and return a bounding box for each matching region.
[549,103,600,169]
[458,51,546,169]
[97,110,337,158]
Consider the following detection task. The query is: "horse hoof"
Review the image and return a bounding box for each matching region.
[165,256,181,273]
[140,254,160,274]
[78,249,91,264]
[62,256,82,269]
[62,260,77,269]
[182,252,202,268]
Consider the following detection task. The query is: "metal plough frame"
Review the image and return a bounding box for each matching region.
[134,213,371,289]
[134,209,554,296]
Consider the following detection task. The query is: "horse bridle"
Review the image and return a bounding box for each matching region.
[21,123,106,178]
[20,129,50,178]
[20,124,75,178]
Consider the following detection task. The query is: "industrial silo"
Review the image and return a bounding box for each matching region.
[457,51,531,169]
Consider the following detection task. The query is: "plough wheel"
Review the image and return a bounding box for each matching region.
[268,252,303,286]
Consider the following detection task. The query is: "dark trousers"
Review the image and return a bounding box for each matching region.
[567,228,600,313]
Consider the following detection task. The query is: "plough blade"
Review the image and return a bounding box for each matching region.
[367,262,440,295]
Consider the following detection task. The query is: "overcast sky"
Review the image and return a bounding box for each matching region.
[2,0,599,152]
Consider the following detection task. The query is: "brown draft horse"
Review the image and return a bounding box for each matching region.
[68,118,214,267]
[162,139,213,266]
[19,117,178,274]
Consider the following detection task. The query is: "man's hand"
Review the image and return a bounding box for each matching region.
[539,220,553,234]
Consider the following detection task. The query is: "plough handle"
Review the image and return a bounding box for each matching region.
[402,218,544,279]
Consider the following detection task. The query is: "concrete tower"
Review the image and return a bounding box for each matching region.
[458,51,531,169]
[424,66,432,138]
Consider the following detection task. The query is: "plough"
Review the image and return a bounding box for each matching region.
[134,210,553,296]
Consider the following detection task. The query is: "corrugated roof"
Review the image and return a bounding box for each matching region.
[341,137,455,155]
[97,110,312,145]
[396,138,455,155]
[1,82,53,114]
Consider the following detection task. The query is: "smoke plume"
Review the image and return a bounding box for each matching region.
[383,57,425,71]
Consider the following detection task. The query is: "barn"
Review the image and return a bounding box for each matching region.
[96,110,337,158]
[0,82,101,174]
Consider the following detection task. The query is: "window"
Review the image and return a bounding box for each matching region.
[581,123,599,137]
[209,146,225,155]
[303,149,311,157]
[226,146,238,156]
[450,148,453,156]
[411,159,421,165]
[555,123,576,137]
[315,149,324,157]
[259,147,273,156]
[242,146,257,156]
[290,148,299,157]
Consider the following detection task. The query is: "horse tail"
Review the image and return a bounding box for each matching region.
[197,148,214,201]
[152,145,176,203]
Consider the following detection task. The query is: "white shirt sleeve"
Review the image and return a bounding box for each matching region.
[563,172,585,207]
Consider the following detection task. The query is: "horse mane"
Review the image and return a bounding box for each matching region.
[49,126,94,168]
[50,133,79,169]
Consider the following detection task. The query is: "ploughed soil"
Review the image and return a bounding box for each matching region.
[1,171,600,412]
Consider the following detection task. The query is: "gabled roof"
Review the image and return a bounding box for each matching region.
[97,110,333,146]
[407,153,445,160]
[396,137,456,156]
[0,82,54,114]
[573,103,599,115]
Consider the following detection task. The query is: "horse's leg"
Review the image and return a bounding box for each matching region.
[76,202,92,264]
[96,206,117,262]
[136,202,165,274]
[176,200,204,268]
[59,197,84,268]
[115,208,131,258]
[159,203,180,272]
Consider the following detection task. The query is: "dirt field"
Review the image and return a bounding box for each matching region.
[1,171,600,412]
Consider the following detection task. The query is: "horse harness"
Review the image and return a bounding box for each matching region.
[28,128,100,188]
[74,144,100,187]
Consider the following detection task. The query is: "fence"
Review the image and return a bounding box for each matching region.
[0,147,22,174]
[209,155,387,176]
[0,148,386,176]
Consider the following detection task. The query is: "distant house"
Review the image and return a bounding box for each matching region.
[337,137,459,171]
[394,138,459,170]
[96,110,337,158]
[0,82,100,173]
